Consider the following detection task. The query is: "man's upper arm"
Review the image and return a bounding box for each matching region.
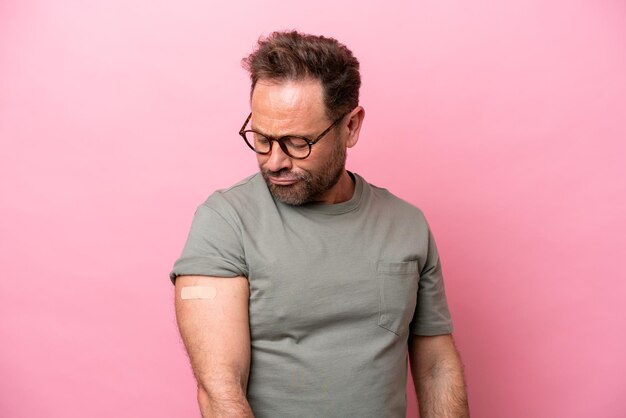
[170,201,248,284]
[175,274,251,394]
[410,223,453,336]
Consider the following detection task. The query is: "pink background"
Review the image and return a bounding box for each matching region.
[1,1,625,417]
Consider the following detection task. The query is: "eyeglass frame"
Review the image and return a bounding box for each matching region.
[238,112,348,160]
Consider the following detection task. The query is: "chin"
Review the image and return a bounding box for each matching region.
[268,183,310,206]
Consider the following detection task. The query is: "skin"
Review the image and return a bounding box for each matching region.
[409,334,470,417]
[176,78,469,417]
[251,78,364,205]
[175,275,254,418]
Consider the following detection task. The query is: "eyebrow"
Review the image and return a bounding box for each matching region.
[249,124,316,140]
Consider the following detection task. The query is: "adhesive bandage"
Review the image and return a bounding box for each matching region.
[180,286,217,300]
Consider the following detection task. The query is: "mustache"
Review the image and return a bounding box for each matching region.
[263,168,307,181]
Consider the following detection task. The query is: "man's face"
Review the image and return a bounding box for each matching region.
[250,78,347,205]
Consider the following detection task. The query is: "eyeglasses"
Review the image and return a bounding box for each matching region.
[238,112,347,159]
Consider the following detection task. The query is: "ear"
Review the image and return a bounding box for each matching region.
[344,106,365,149]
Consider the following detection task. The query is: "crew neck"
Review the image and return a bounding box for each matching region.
[289,171,366,215]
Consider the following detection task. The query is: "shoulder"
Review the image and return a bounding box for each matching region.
[359,174,428,224]
[199,173,272,222]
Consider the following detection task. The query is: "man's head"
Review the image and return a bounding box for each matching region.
[241,31,364,205]
[242,30,361,121]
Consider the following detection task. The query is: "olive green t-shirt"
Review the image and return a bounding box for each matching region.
[170,172,453,417]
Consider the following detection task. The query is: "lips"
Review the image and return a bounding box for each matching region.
[268,176,299,186]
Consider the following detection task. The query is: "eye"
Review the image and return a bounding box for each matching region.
[283,137,309,150]
[253,134,270,146]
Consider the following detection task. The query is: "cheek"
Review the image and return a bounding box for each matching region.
[306,145,334,167]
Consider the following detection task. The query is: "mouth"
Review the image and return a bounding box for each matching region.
[268,176,300,186]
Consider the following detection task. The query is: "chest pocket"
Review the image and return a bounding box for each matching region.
[377,260,419,336]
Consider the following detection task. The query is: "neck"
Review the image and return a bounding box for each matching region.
[316,170,355,204]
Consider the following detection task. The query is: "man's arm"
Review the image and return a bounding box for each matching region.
[408,334,469,418]
[175,275,254,418]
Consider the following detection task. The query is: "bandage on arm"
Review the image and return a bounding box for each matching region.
[175,275,253,417]
[180,285,217,300]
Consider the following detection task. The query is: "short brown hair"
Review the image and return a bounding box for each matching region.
[242,30,361,120]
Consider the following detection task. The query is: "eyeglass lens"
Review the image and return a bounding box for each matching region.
[243,132,311,158]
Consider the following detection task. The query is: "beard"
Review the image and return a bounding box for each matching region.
[260,139,347,206]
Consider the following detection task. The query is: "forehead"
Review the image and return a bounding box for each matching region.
[250,79,328,135]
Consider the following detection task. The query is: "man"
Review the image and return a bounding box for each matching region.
[171,31,469,417]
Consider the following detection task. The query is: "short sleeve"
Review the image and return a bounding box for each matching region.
[169,199,248,284]
[410,226,454,335]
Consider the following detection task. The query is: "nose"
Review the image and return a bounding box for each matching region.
[263,141,293,172]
